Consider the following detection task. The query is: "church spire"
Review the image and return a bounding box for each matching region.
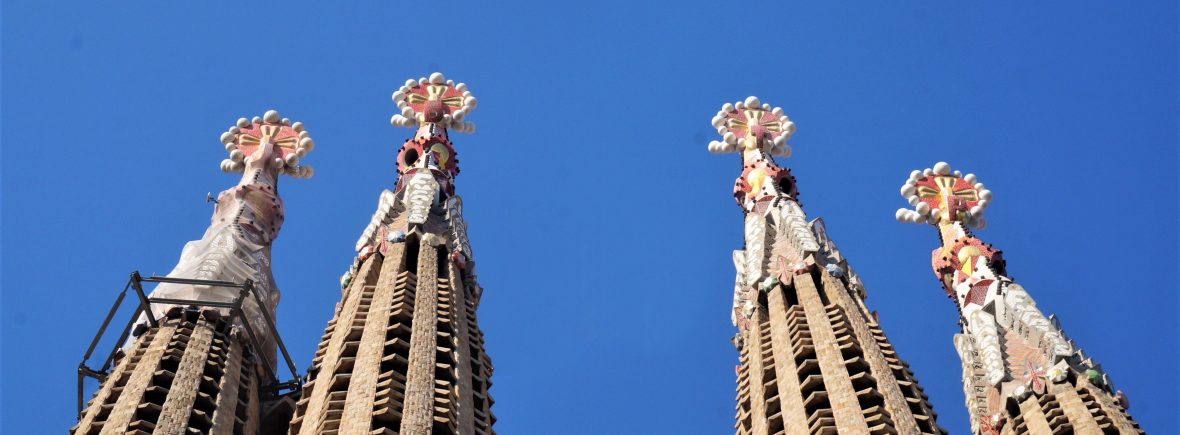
[895,162,1142,434]
[711,98,945,435]
[289,73,495,435]
[73,110,315,434]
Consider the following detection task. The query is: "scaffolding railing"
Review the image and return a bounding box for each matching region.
[76,271,302,417]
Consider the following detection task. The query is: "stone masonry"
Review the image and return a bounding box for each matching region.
[287,73,494,435]
[712,96,946,435]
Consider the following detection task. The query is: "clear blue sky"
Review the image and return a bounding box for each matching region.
[3,2,1176,433]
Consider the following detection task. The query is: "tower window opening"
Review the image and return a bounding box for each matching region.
[777,178,794,196]
[405,234,420,272]
[403,149,419,168]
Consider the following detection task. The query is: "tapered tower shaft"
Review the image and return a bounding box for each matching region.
[710,97,945,435]
[73,110,316,435]
[288,72,494,435]
[894,162,1142,434]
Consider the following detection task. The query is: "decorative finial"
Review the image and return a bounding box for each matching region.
[218,109,316,178]
[895,161,992,227]
[707,96,795,156]
[389,72,477,133]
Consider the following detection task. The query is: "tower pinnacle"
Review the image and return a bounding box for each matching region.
[708,97,801,213]
[711,99,945,435]
[895,162,1141,435]
[74,110,315,435]
[290,73,495,435]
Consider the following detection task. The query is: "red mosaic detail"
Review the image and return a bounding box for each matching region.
[914,175,981,217]
[396,136,459,176]
[733,160,797,206]
[933,237,997,296]
[722,108,788,143]
[404,82,465,119]
[1024,359,1047,395]
[236,122,300,160]
[964,279,993,307]
[357,244,376,262]
[978,416,1003,435]
[450,250,467,270]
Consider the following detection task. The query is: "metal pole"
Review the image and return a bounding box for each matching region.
[77,371,84,417]
[147,298,238,309]
[100,302,143,373]
[81,280,130,365]
[129,271,157,328]
[143,275,244,288]
[244,279,300,382]
[232,286,278,385]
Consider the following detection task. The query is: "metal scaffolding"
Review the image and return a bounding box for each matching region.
[76,271,302,417]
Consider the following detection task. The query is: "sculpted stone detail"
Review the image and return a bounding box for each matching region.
[896,161,1139,434]
[710,98,819,326]
[712,98,945,435]
[405,171,440,225]
[138,110,315,363]
[446,196,473,260]
[292,73,496,435]
[355,189,398,253]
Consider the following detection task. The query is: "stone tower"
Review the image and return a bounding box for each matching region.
[709,97,945,435]
[893,162,1142,435]
[73,110,316,434]
[287,72,494,435]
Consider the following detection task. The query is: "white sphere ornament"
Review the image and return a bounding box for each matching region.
[915,202,931,215]
[895,208,908,222]
[934,161,951,175]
